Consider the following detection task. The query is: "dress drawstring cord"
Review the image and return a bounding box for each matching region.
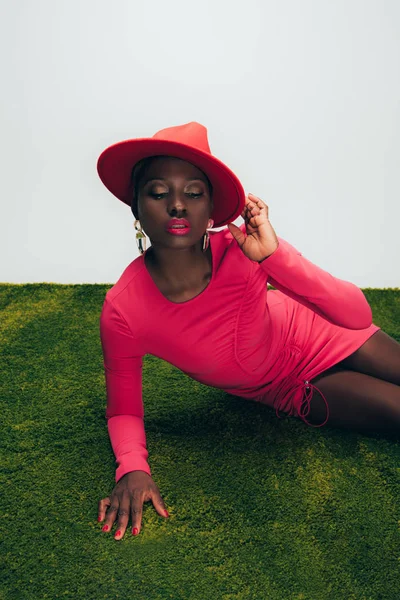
[273,376,330,428]
[298,380,330,428]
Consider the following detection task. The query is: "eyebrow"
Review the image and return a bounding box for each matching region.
[143,177,206,185]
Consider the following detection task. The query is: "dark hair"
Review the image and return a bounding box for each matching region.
[130,155,213,220]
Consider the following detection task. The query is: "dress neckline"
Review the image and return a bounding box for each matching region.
[140,232,215,306]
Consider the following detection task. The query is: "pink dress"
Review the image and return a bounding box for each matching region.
[100,223,380,482]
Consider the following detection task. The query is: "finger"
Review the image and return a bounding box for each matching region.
[131,492,144,536]
[249,193,268,212]
[242,195,262,220]
[248,193,264,208]
[246,198,266,220]
[152,490,170,519]
[102,496,119,533]
[246,195,255,206]
[246,200,258,213]
[114,491,131,541]
[242,203,255,219]
[248,192,261,202]
[246,203,261,221]
[97,497,111,523]
[227,222,246,247]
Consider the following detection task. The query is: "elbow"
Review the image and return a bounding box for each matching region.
[339,304,374,330]
[334,288,374,330]
[355,294,374,329]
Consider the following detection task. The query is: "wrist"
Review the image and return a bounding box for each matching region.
[258,243,280,263]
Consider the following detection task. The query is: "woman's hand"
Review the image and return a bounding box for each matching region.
[227,193,279,263]
[98,470,169,540]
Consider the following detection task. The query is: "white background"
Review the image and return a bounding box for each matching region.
[1,0,399,286]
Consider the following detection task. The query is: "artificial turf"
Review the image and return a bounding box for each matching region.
[1,283,399,600]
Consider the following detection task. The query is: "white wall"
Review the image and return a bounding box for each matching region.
[1,0,399,286]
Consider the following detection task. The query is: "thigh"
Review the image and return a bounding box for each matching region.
[306,368,400,437]
[336,330,400,386]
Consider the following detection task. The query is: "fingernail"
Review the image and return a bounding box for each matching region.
[102,525,109,532]
[132,527,138,535]
[97,516,102,522]
[164,510,169,517]
[115,530,121,537]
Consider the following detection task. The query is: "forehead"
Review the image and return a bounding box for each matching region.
[141,156,207,182]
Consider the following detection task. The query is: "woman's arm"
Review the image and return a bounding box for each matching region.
[107,414,151,482]
[100,296,151,483]
[258,236,373,330]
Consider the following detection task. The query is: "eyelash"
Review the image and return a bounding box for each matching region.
[150,193,203,199]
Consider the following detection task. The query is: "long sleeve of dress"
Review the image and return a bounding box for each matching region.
[99,296,151,483]
[258,236,373,330]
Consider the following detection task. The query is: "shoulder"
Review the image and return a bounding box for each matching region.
[105,255,146,305]
[101,255,149,336]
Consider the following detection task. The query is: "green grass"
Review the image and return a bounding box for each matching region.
[1,284,399,600]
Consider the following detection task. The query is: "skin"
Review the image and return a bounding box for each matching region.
[134,156,215,297]
[132,156,280,298]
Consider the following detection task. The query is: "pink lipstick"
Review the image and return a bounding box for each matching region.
[166,218,191,235]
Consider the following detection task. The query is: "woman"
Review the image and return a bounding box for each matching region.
[96,121,400,541]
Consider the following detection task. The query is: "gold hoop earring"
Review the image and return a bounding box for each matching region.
[134,219,147,254]
[202,219,214,252]
[202,230,209,252]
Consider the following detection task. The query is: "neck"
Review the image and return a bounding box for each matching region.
[146,237,212,288]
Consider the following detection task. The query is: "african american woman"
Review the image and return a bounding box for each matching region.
[96,121,400,541]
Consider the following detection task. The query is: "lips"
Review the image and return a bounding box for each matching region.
[166,218,191,230]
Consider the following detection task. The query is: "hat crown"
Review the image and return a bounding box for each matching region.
[152,121,211,155]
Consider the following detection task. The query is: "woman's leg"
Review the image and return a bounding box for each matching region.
[305,369,400,438]
[302,329,400,435]
[336,329,400,386]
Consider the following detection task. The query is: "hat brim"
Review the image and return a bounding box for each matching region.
[97,138,245,228]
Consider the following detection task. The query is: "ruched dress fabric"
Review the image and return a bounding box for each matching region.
[100,223,380,483]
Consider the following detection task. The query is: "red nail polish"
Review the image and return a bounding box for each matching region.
[102,525,109,532]
[115,530,121,537]
[132,527,138,535]
[97,516,102,522]
[164,510,169,517]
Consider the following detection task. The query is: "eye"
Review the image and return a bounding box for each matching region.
[150,192,203,199]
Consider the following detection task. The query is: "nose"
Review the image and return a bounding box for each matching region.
[167,191,188,214]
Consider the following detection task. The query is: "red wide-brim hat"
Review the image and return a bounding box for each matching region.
[97,121,246,228]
